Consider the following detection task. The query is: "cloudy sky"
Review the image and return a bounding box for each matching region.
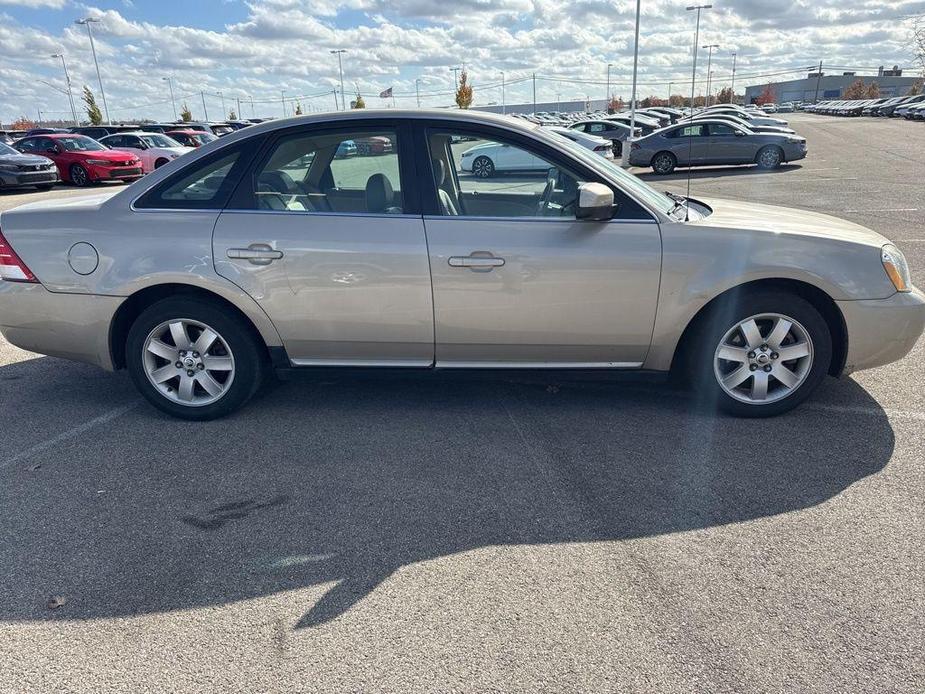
[1,0,923,124]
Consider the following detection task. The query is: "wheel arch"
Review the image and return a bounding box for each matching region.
[670,278,848,378]
[109,283,282,370]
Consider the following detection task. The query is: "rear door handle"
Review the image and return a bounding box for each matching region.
[448,254,505,270]
[227,244,283,265]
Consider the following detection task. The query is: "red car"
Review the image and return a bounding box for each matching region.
[14,133,143,187]
[164,130,219,148]
[354,136,394,156]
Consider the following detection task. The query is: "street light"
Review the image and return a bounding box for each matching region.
[500,71,506,115]
[702,44,719,106]
[330,49,347,110]
[162,76,177,121]
[450,66,461,92]
[51,53,78,126]
[621,0,642,166]
[730,51,738,100]
[75,18,110,124]
[685,4,712,214]
[415,78,421,108]
[219,91,226,118]
[606,63,613,106]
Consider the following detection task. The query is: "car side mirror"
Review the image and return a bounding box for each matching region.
[46,147,58,154]
[734,130,745,137]
[576,182,614,221]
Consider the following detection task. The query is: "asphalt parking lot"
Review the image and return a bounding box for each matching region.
[1,113,923,693]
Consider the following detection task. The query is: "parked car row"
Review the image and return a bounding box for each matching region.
[805,94,925,119]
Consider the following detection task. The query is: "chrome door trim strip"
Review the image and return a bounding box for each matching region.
[434,361,644,369]
[288,358,434,367]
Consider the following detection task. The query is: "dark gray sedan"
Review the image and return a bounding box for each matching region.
[0,142,58,191]
[570,120,638,155]
[629,120,807,175]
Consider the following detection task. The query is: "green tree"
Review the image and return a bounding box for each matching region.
[715,86,735,104]
[455,70,473,109]
[294,102,303,115]
[228,109,238,120]
[607,96,623,113]
[843,79,867,100]
[82,85,103,125]
[352,94,366,109]
[179,103,193,121]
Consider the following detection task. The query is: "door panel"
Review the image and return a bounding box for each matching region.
[424,217,661,366]
[213,212,434,365]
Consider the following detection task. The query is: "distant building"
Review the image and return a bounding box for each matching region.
[745,68,922,103]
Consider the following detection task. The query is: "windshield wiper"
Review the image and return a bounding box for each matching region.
[664,190,688,217]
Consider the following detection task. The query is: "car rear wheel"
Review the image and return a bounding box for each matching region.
[126,298,266,420]
[69,164,91,187]
[472,156,495,178]
[651,151,676,175]
[756,146,783,169]
[686,290,832,417]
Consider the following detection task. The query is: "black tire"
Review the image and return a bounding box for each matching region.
[126,297,266,420]
[154,158,169,169]
[69,164,91,187]
[472,156,495,178]
[755,145,783,169]
[651,151,676,175]
[684,289,832,417]
[35,183,55,191]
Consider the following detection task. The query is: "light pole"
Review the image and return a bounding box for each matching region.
[450,66,461,92]
[606,63,612,107]
[500,71,506,114]
[281,91,286,117]
[668,80,673,103]
[200,91,209,120]
[622,0,642,166]
[219,91,226,118]
[330,49,347,110]
[75,18,110,124]
[415,79,421,107]
[51,53,78,126]
[685,4,712,213]
[162,76,177,121]
[702,44,719,106]
[730,51,738,102]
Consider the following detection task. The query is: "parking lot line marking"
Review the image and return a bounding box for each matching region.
[801,167,841,172]
[1,402,138,470]
[807,403,925,421]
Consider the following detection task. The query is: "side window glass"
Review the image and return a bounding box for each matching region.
[252,129,402,214]
[588,123,605,133]
[670,125,705,138]
[427,130,585,219]
[17,139,35,152]
[709,124,735,136]
[106,136,122,148]
[135,146,247,209]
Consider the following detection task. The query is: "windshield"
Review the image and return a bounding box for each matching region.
[542,129,675,215]
[140,134,182,148]
[194,133,218,144]
[0,142,18,156]
[58,136,107,152]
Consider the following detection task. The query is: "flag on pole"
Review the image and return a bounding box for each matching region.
[379,87,393,99]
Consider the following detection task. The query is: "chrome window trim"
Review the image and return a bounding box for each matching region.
[218,209,422,220]
[422,214,658,225]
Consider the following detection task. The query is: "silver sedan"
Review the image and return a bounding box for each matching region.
[0,110,922,419]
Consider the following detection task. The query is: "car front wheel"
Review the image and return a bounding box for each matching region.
[69,164,91,187]
[472,156,495,178]
[756,146,783,169]
[126,298,266,420]
[651,151,676,175]
[687,290,832,417]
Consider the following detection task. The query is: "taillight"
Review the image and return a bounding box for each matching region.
[0,228,38,283]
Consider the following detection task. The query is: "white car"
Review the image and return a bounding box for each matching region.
[98,132,192,173]
[547,126,614,159]
[460,141,549,177]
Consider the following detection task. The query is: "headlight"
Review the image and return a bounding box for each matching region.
[85,159,110,165]
[881,244,911,292]
[786,137,804,144]
[0,163,18,171]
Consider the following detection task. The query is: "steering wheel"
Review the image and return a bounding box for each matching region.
[536,176,556,216]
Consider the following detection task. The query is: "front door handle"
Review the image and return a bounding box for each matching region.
[448,253,505,271]
[227,244,284,266]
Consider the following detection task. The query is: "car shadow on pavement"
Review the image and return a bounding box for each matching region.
[636,164,803,182]
[0,356,895,629]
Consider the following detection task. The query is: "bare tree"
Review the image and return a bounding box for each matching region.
[843,79,868,100]
[913,15,925,74]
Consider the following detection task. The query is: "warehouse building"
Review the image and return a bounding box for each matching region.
[745,67,922,103]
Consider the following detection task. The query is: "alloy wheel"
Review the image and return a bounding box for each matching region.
[472,157,494,178]
[758,148,781,168]
[713,313,813,404]
[142,318,235,407]
[70,165,88,186]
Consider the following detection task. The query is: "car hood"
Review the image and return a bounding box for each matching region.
[0,152,53,166]
[690,197,888,248]
[71,149,139,162]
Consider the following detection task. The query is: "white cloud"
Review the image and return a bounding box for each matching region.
[1,0,922,124]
